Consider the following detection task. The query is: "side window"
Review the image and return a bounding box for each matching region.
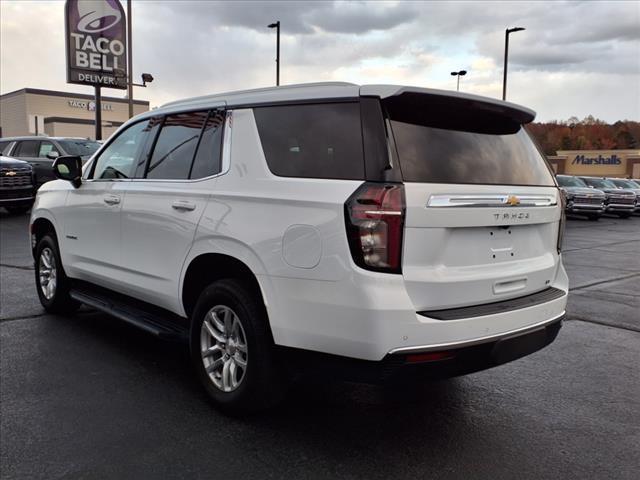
[253,103,364,180]
[15,140,39,157]
[0,141,11,155]
[38,141,58,158]
[91,121,149,179]
[146,111,208,180]
[190,110,225,179]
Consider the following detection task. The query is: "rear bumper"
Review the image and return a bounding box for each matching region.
[265,260,569,361]
[285,315,563,384]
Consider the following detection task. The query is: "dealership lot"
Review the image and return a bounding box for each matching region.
[1,212,638,479]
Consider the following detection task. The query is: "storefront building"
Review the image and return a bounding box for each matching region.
[547,150,640,179]
[0,88,149,140]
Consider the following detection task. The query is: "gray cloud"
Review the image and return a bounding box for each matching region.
[147,1,417,35]
[0,0,638,122]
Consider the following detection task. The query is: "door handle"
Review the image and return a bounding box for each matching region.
[172,200,196,211]
[103,194,120,206]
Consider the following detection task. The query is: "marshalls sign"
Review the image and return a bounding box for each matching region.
[65,0,127,89]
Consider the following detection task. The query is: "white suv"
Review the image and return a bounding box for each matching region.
[30,83,568,412]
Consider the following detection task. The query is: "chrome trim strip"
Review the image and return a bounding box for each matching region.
[0,196,35,203]
[363,210,403,216]
[387,312,565,355]
[428,193,557,208]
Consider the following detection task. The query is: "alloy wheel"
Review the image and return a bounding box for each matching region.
[200,305,248,392]
[38,247,57,300]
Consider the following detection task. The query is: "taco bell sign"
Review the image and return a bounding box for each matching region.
[65,0,127,89]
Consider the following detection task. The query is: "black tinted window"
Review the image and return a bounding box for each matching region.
[16,141,39,157]
[390,122,554,186]
[190,110,224,179]
[387,97,554,186]
[254,103,364,179]
[0,141,11,155]
[147,112,207,180]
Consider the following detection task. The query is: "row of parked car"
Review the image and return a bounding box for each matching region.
[0,135,101,213]
[556,174,640,220]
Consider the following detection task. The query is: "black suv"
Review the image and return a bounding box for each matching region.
[556,174,606,220]
[0,156,35,214]
[579,176,637,218]
[0,136,100,187]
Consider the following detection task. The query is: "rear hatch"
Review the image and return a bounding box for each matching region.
[383,90,561,312]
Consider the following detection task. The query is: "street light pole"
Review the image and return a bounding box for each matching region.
[268,21,280,86]
[127,0,134,118]
[450,70,467,92]
[503,27,525,101]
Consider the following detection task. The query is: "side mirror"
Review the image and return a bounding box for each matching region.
[46,151,60,160]
[52,155,82,188]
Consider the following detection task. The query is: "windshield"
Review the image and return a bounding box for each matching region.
[557,175,587,188]
[58,139,101,157]
[611,179,636,189]
[582,178,616,189]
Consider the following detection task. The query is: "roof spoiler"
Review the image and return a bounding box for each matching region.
[361,85,536,125]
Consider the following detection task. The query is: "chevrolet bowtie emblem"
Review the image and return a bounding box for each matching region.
[506,195,521,206]
[5,171,17,176]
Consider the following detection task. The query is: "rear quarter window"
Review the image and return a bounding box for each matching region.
[253,103,365,180]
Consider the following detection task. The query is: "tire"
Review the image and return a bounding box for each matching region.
[617,213,632,219]
[34,234,80,314]
[190,279,286,413]
[6,205,31,215]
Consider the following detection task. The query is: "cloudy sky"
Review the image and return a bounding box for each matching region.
[1,0,639,122]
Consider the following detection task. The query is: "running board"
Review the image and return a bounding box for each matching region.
[70,285,189,341]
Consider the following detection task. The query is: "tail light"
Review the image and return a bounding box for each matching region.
[557,191,566,254]
[344,182,405,273]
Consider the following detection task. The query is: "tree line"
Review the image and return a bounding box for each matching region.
[526,117,640,155]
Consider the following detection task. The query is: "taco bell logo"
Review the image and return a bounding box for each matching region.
[65,0,127,89]
[76,0,123,33]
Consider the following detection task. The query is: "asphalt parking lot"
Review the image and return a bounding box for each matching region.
[1,211,638,480]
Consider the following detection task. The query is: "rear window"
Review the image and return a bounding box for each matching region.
[253,103,364,180]
[386,98,554,186]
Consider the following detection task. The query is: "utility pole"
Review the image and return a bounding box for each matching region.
[95,86,102,140]
[127,0,134,118]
